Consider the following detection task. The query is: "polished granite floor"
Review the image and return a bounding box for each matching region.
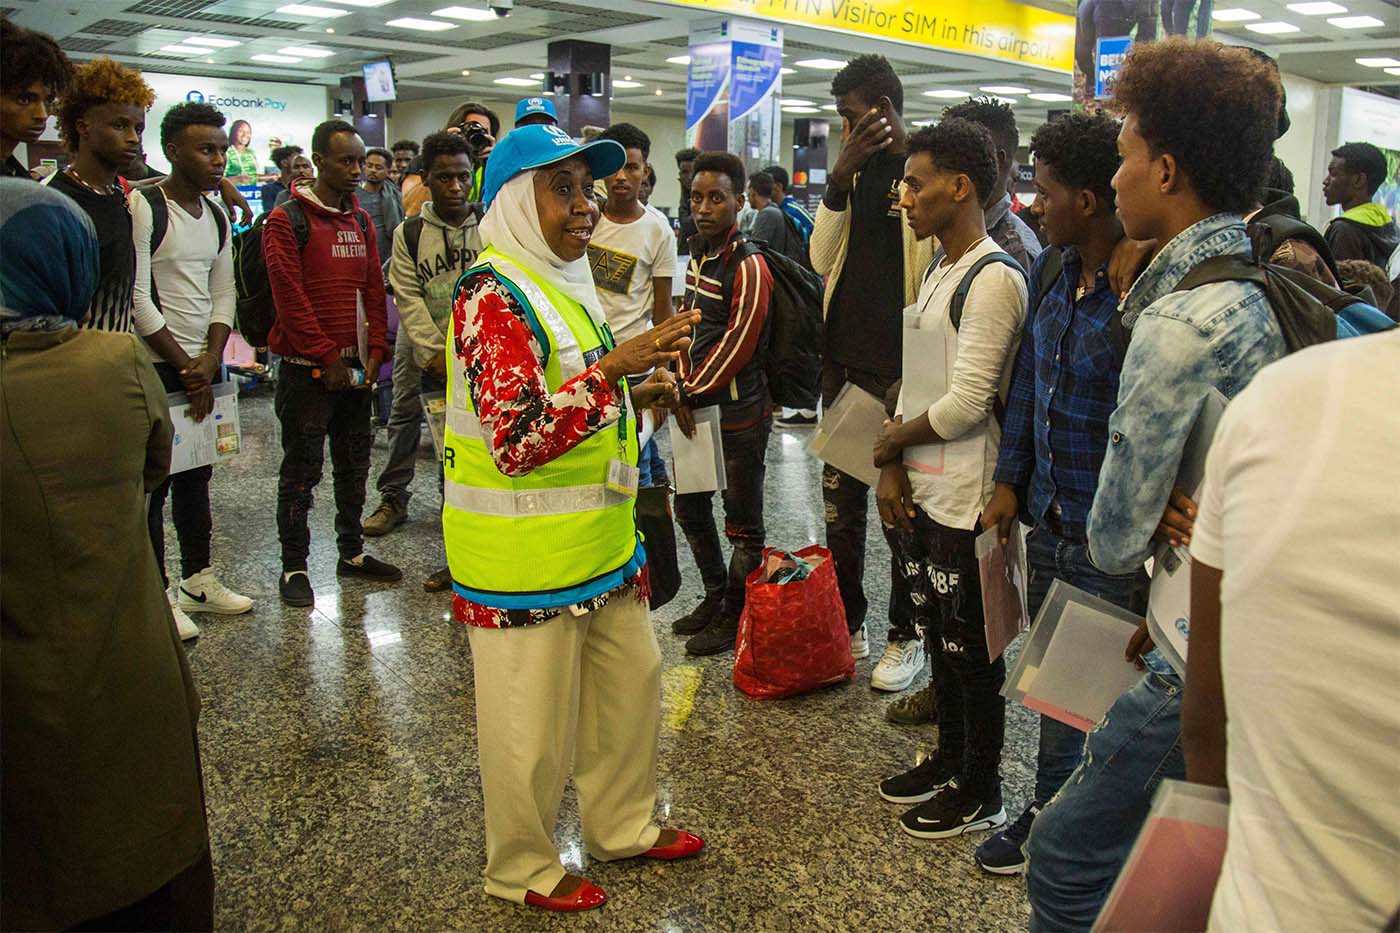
[173,388,1040,931]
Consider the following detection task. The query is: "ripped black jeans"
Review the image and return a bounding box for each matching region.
[275,362,374,571]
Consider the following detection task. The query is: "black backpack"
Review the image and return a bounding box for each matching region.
[136,186,229,313]
[747,238,824,410]
[944,249,1029,424]
[233,199,368,347]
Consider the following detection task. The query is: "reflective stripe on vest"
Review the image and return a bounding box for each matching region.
[442,246,642,610]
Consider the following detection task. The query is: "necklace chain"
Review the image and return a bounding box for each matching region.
[66,165,116,196]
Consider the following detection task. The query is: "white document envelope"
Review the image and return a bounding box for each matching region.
[805,382,884,488]
[671,405,725,494]
[168,382,240,476]
[901,306,949,475]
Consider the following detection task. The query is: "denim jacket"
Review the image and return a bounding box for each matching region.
[1088,213,1285,574]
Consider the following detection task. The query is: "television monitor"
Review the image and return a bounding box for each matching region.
[363,60,397,103]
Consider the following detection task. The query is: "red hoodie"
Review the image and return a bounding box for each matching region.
[264,185,388,367]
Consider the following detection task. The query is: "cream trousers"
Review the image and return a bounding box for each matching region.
[466,589,663,903]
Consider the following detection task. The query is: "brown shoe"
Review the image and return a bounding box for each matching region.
[886,682,938,725]
[423,567,453,592]
[362,498,407,537]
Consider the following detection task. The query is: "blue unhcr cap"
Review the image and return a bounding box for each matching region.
[514,96,557,125]
[481,124,625,209]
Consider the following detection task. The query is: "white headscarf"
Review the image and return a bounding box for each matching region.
[477,169,605,324]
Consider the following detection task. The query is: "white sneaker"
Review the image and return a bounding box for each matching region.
[169,595,201,641]
[851,623,870,660]
[178,567,254,616]
[871,637,927,692]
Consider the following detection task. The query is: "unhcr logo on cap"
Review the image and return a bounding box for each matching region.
[544,125,574,146]
[525,97,545,109]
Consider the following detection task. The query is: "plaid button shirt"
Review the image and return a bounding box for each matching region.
[993,247,1123,541]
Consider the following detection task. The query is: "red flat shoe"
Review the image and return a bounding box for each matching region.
[641,829,706,861]
[523,879,608,912]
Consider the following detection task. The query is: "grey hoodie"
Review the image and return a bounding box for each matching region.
[388,200,482,368]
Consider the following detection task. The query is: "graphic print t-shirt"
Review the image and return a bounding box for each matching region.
[587,208,677,344]
[49,171,136,334]
[824,148,906,377]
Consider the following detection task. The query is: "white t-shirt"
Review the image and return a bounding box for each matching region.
[897,236,1027,529]
[131,190,235,361]
[1191,331,1400,933]
[587,207,677,345]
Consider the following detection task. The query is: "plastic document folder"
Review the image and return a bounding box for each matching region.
[901,306,949,475]
[1093,780,1230,933]
[1003,580,1145,732]
[805,383,884,488]
[1146,388,1229,676]
[977,526,1030,661]
[420,390,447,461]
[671,406,725,494]
[167,382,240,476]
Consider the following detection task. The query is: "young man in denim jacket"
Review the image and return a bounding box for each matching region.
[1025,38,1289,931]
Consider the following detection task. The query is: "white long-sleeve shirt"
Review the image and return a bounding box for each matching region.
[131,189,235,361]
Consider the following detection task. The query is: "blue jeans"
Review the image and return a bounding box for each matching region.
[638,438,668,489]
[1024,526,1141,807]
[1025,650,1185,932]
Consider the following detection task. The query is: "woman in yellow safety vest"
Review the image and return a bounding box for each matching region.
[441,124,704,913]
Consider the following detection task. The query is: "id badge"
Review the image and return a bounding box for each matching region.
[606,458,640,498]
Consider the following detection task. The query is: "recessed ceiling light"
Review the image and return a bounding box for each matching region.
[325,27,334,32]
[923,88,968,98]
[1211,8,1261,20]
[666,54,691,65]
[251,53,304,63]
[912,119,938,127]
[1327,13,1382,26]
[460,69,471,76]
[1387,67,1400,75]
[386,16,457,30]
[492,76,537,86]
[820,103,838,111]
[185,36,242,47]
[276,4,351,17]
[1245,20,1300,31]
[980,85,1029,95]
[160,44,207,55]
[795,58,847,69]
[528,72,544,79]
[432,4,495,18]
[332,0,394,5]
[1287,1,1346,12]
[623,74,632,81]
[279,46,336,57]
[1356,56,1400,66]
[654,88,664,96]
[782,106,820,114]
[780,98,814,105]
[1028,92,1074,102]
[612,79,644,88]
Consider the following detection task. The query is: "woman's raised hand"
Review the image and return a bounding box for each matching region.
[597,310,700,383]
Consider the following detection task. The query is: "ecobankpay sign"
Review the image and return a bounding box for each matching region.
[658,0,1074,72]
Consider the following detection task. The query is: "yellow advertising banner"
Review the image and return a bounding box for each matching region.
[654,0,1075,73]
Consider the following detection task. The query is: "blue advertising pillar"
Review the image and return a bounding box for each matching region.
[685,19,783,174]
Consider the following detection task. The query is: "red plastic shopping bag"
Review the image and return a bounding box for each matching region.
[733,545,854,700]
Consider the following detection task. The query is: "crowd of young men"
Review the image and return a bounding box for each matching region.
[3,14,1397,928]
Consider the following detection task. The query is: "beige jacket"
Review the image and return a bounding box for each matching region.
[809,171,936,318]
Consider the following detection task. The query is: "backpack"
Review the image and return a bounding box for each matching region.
[136,186,229,313]
[233,199,368,347]
[1247,211,1341,285]
[747,238,824,410]
[945,249,1029,424]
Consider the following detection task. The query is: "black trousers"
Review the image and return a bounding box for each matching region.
[820,361,918,640]
[69,846,214,932]
[147,364,218,588]
[894,507,1005,798]
[274,362,373,571]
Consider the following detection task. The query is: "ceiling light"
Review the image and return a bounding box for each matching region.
[1287,1,1345,12]
[251,53,304,63]
[780,98,814,105]
[820,103,838,111]
[205,58,214,63]
[1211,7,1261,19]
[492,76,537,86]
[1356,56,1400,66]
[432,4,496,18]
[279,46,336,57]
[612,79,644,88]
[980,85,1029,95]
[184,36,242,47]
[160,44,207,55]
[276,4,351,17]
[795,58,847,69]
[1028,92,1074,102]
[654,88,664,96]
[780,67,796,75]
[1245,20,1300,31]
[911,119,938,127]
[1387,67,1400,75]
[528,72,544,79]
[1327,13,1382,26]
[782,106,820,114]
[666,54,691,65]
[460,69,471,75]
[325,27,335,32]
[385,16,457,30]
[331,0,394,5]
[924,88,968,98]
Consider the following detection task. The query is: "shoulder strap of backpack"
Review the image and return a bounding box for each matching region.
[1030,246,1064,315]
[1171,254,1267,293]
[950,250,1026,330]
[282,199,312,250]
[403,215,426,265]
[202,194,229,253]
[139,186,170,256]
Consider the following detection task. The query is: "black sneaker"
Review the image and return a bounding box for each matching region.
[776,411,817,428]
[974,803,1040,875]
[672,592,722,635]
[685,615,739,656]
[336,554,404,581]
[279,571,314,608]
[900,784,1007,840]
[879,754,956,804]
